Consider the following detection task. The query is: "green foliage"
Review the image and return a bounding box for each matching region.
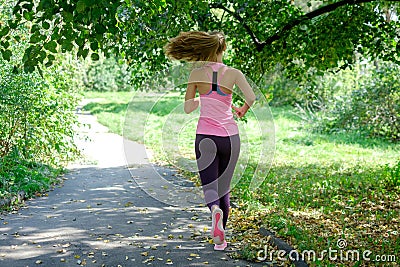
[0,60,80,165]
[0,56,81,208]
[83,56,133,92]
[0,150,63,200]
[0,0,399,88]
[316,62,400,141]
[0,3,82,208]
[382,160,400,189]
[260,66,342,109]
[262,67,302,107]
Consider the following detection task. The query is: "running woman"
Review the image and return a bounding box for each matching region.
[164,31,256,251]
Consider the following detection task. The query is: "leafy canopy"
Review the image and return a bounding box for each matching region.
[1,0,399,85]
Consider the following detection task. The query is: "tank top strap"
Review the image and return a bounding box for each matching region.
[204,63,228,96]
[211,71,218,92]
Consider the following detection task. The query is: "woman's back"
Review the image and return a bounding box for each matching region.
[192,62,239,137]
[189,63,238,95]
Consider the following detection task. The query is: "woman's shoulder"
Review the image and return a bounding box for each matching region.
[226,66,241,74]
[190,63,242,77]
[189,67,206,79]
[220,65,244,80]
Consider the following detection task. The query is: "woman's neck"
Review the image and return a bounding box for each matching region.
[216,54,223,63]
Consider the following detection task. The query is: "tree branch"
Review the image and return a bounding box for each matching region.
[209,2,264,51]
[210,0,400,52]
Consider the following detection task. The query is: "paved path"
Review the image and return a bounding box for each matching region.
[0,111,267,267]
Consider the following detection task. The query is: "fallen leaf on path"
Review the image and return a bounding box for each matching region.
[125,202,133,207]
[142,256,155,263]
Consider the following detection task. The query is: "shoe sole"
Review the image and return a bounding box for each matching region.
[211,208,224,245]
[214,240,227,251]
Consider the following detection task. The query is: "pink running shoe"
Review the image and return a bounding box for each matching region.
[214,240,228,251]
[211,206,225,245]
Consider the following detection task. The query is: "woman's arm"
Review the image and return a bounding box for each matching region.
[184,74,199,114]
[232,69,256,118]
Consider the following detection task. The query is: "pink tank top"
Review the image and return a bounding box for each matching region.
[196,63,239,137]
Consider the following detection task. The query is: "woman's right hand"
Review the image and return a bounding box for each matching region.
[232,104,250,118]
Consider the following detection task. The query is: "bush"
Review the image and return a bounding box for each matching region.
[316,62,399,141]
[0,59,81,205]
[0,60,80,166]
[0,150,63,200]
[83,56,133,92]
[263,68,300,106]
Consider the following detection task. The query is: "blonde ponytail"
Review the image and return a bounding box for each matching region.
[164,31,226,62]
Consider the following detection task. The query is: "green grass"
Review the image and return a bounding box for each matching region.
[83,91,400,266]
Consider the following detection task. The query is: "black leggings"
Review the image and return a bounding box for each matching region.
[195,134,240,228]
